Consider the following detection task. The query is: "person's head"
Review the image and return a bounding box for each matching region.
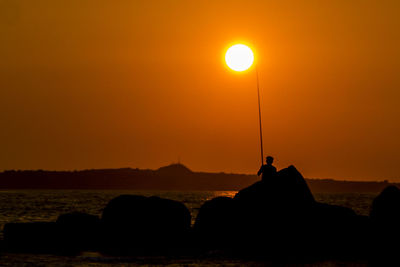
[266,156,274,165]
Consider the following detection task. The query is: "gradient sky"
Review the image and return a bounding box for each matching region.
[0,0,399,180]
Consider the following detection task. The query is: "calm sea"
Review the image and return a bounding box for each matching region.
[0,190,377,266]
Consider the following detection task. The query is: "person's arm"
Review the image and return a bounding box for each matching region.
[257,166,263,176]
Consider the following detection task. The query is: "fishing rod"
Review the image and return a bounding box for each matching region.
[255,64,264,166]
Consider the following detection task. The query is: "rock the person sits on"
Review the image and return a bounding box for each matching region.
[257,156,277,181]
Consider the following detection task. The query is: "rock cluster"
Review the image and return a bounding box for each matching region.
[194,166,368,260]
[2,165,399,264]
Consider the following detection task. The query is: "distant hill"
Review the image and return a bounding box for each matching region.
[0,163,396,193]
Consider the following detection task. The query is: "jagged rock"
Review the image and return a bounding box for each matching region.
[101,195,191,254]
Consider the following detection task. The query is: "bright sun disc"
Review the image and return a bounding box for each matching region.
[225,44,254,72]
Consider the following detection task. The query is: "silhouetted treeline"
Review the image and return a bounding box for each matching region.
[0,163,396,193]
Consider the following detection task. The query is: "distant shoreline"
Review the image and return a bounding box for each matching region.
[0,163,396,193]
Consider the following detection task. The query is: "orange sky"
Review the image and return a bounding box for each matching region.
[0,0,399,180]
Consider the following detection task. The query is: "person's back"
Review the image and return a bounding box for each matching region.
[257,156,277,181]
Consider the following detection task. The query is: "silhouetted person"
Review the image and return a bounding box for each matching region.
[257,156,277,181]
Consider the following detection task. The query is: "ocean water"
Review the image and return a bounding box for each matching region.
[0,190,376,266]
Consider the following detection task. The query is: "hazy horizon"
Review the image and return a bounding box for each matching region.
[1,1,399,181]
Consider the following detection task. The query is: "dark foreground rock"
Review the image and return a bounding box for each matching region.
[369,186,400,266]
[2,196,191,256]
[193,196,236,248]
[3,222,59,253]
[56,212,101,252]
[101,195,191,255]
[3,212,100,254]
[370,185,400,224]
[234,165,315,206]
[194,165,369,260]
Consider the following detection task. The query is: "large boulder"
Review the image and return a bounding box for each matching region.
[369,186,400,265]
[370,185,400,225]
[193,196,236,248]
[233,166,316,249]
[194,166,317,256]
[234,165,315,208]
[101,195,191,254]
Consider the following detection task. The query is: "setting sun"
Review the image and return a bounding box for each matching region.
[225,44,254,72]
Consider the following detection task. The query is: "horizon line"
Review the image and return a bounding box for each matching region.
[0,163,395,183]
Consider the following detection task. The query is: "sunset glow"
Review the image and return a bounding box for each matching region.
[0,1,399,180]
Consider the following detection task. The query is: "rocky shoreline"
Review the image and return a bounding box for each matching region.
[2,166,399,266]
